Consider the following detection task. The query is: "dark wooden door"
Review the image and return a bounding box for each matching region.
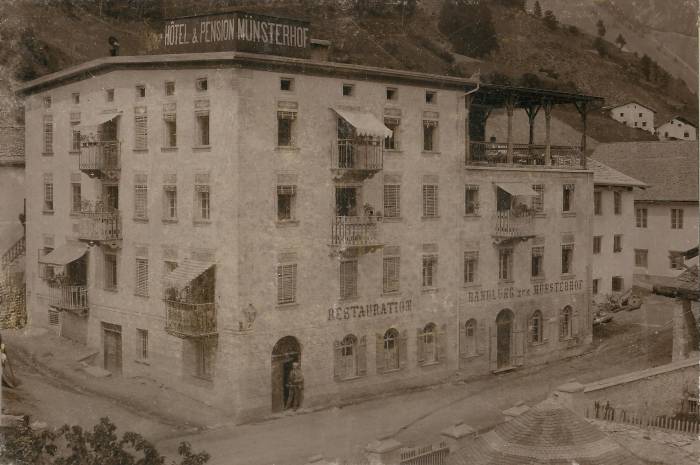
[335,187,358,216]
[496,310,513,369]
[103,324,122,374]
[104,185,119,210]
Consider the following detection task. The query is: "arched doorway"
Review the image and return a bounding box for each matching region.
[271,336,301,413]
[496,309,514,369]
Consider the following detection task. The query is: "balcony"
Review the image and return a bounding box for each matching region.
[330,139,383,179]
[79,141,121,179]
[49,284,88,316]
[164,301,217,338]
[330,215,383,254]
[467,141,584,169]
[492,210,535,244]
[78,209,122,246]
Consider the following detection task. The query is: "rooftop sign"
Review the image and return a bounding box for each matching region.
[155,12,311,57]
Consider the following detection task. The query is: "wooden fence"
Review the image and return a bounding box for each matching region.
[587,401,700,436]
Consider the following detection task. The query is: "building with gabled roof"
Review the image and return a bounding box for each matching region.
[606,101,656,134]
[657,116,697,141]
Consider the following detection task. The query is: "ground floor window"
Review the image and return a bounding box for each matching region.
[377,328,405,373]
[463,319,477,357]
[417,323,438,365]
[334,334,366,380]
[529,310,543,344]
[612,276,624,292]
[559,306,573,340]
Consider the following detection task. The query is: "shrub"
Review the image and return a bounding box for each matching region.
[542,10,558,30]
[568,25,580,35]
[593,37,607,57]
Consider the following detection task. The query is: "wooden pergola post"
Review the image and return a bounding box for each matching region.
[465,94,471,164]
[524,104,541,146]
[574,100,589,169]
[506,95,514,164]
[544,100,553,165]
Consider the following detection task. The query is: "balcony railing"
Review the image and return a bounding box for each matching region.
[467,141,584,169]
[331,139,383,174]
[330,215,382,248]
[49,284,88,314]
[164,300,217,338]
[492,210,535,239]
[79,141,121,177]
[78,210,122,243]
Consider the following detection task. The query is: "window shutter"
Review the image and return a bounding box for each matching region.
[572,308,580,337]
[358,336,367,376]
[547,315,557,343]
[459,320,467,358]
[135,113,148,149]
[489,325,497,371]
[513,317,525,366]
[375,334,384,374]
[416,328,425,364]
[438,324,447,362]
[399,330,408,369]
[477,320,487,355]
[333,340,342,381]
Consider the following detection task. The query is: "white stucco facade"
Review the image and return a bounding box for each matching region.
[608,102,655,133]
[656,118,697,141]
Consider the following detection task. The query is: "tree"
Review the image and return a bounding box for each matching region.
[542,10,558,30]
[640,54,652,80]
[438,0,499,58]
[615,33,626,50]
[533,0,542,17]
[593,37,607,57]
[596,19,606,37]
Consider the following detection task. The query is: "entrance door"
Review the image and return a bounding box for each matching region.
[335,187,358,217]
[271,336,301,413]
[496,188,512,212]
[102,323,122,374]
[496,309,513,369]
[104,185,119,210]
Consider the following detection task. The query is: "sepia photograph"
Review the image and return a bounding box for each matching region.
[0,0,698,464]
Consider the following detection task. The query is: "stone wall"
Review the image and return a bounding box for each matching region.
[0,282,26,329]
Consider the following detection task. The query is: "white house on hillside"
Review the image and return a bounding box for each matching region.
[656,116,697,141]
[607,101,655,134]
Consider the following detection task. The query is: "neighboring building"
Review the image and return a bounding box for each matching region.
[656,116,697,141]
[588,158,647,303]
[592,141,699,279]
[19,11,598,421]
[606,101,655,133]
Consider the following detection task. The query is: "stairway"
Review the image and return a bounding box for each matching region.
[0,235,26,329]
[1,236,25,271]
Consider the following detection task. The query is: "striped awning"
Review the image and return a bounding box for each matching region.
[496,183,539,197]
[39,242,88,266]
[332,107,393,138]
[163,259,214,289]
[75,112,122,140]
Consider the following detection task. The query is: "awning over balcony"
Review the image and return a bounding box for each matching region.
[39,242,88,266]
[496,183,539,197]
[163,259,215,289]
[332,107,393,138]
[75,112,122,140]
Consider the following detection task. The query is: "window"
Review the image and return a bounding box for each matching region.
[670,251,685,270]
[425,90,436,104]
[137,329,148,361]
[104,253,118,290]
[562,184,574,212]
[531,247,544,278]
[342,83,354,96]
[164,260,178,274]
[529,310,543,344]
[671,208,684,229]
[163,113,177,148]
[195,185,211,221]
[277,111,296,147]
[71,182,81,214]
[418,323,438,364]
[464,319,477,356]
[43,96,52,108]
[43,115,53,154]
[592,279,599,295]
[134,112,148,150]
[196,111,210,146]
[561,244,574,275]
[43,175,54,212]
[196,78,208,92]
[423,120,438,151]
[277,264,297,305]
[638,112,643,117]
[280,77,294,91]
[383,255,400,294]
[634,249,648,268]
[422,254,438,289]
[614,191,622,215]
[339,260,358,300]
[386,87,397,101]
[499,248,513,281]
[613,234,622,253]
[422,184,438,217]
[163,185,177,221]
[106,89,115,102]
[134,182,148,220]
[532,184,544,213]
[277,185,297,222]
[594,191,602,215]
[136,85,146,98]
[383,184,401,218]
[464,251,478,285]
[195,339,215,379]
[135,258,148,297]
[48,309,60,326]
[465,185,479,215]
[384,118,399,150]
[560,306,573,339]
[383,329,400,371]
[684,132,690,138]
[612,276,624,292]
[593,236,602,254]
[165,81,175,96]
[69,93,80,105]
[619,112,624,117]
[39,247,55,280]
[336,335,359,379]
[71,121,81,152]
[636,208,647,228]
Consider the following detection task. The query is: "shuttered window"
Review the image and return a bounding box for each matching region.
[43,115,53,154]
[339,260,358,300]
[422,184,438,218]
[562,184,575,212]
[464,251,478,284]
[104,253,118,290]
[277,264,297,305]
[134,113,148,150]
[382,256,400,294]
[43,175,54,212]
[195,185,210,221]
[465,185,479,215]
[671,208,684,229]
[137,329,148,360]
[634,249,648,268]
[277,185,296,221]
[71,183,82,214]
[594,191,602,215]
[422,254,438,288]
[164,113,177,148]
[135,258,149,297]
[464,319,477,356]
[383,184,400,218]
[530,310,543,344]
[196,111,210,146]
[531,246,544,278]
[532,184,544,213]
[277,111,296,147]
[593,236,602,254]
[613,191,622,215]
[636,208,647,228]
[498,248,513,281]
[613,235,622,253]
[163,185,177,220]
[561,244,574,274]
[48,309,59,326]
[134,182,148,220]
[423,120,438,151]
[559,306,573,340]
[71,121,81,152]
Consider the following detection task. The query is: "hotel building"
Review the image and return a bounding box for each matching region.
[20,12,599,421]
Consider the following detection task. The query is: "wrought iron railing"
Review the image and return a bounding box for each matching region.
[467,141,583,169]
[49,284,88,313]
[330,216,381,248]
[79,141,121,174]
[78,210,121,242]
[1,236,25,270]
[400,441,449,465]
[331,139,383,172]
[492,210,535,238]
[164,300,217,338]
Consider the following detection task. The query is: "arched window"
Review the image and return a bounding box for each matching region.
[559,306,573,340]
[465,319,477,356]
[419,323,437,364]
[339,334,358,379]
[530,310,543,344]
[384,328,400,370]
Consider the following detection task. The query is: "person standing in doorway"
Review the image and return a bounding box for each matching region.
[285,362,304,410]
